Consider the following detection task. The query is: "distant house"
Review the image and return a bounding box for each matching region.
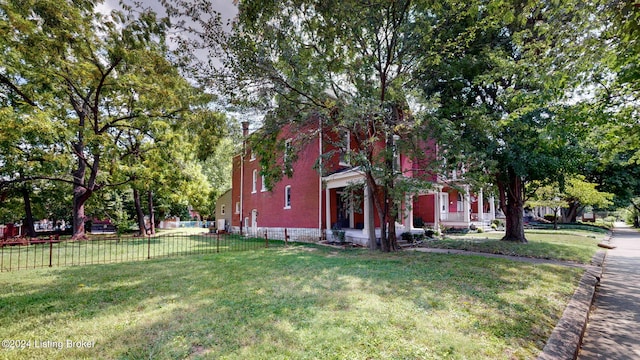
[215,189,232,232]
[231,120,495,246]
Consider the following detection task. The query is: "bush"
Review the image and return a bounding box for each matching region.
[401,232,426,243]
[413,217,425,228]
[543,214,557,222]
[477,227,484,233]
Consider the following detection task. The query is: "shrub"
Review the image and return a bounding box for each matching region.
[543,214,557,222]
[413,217,425,228]
[477,227,484,233]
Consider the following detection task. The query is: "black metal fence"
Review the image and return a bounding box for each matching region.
[0,230,302,272]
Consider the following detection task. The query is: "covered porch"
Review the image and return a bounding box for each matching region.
[322,168,424,246]
[412,186,496,230]
[322,168,372,246]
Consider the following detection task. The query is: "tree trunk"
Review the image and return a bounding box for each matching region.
[632,202,640,228]
[387,209,399,251]
[71,136,90,240]
[366,181,377,250]
[379,205,389,252]
[147,190,155,235]
[133,188,147,236]
[500,171,527,243]
[385,182,399,252]
[563,201,579,223]
[72,189,90,239]
[21,185,37,238]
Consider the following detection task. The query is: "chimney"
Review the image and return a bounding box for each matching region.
[242,121,249,137]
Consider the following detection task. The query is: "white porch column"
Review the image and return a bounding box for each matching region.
[489,195,496,221]
[478,188,484,225]
[349,191,355,228]
[325,188,331,231]
[363,183,370,237]
[434,189,441,233]
[463,185,471,224]
[403,195,413,231]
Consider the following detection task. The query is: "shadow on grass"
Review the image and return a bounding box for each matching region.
[424,237,599,263]
[0,246,582,359]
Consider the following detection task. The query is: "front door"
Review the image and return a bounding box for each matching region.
[251,209,258,233]
[440,193,449,220]
[336,191,350,228]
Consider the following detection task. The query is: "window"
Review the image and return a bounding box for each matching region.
[284,185,291,209]
[261,175,267,192]
[249,149,256,161]
[339,131,351,166]
[221,205,226,215]
[392,134,401,173]
[252,169,257,193]
[284,138,292,163]
[235,202,240,214]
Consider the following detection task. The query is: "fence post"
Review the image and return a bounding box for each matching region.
[216,232,220,253]
[147,233,151,260]
[284,228,288,247]
[264,229,269,248]
[49,237,53,267]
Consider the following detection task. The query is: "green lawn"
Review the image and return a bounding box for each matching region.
[0,245,582,359]
[426,229,605,263]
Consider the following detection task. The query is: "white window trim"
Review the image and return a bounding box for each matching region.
[284,185,292,209]
[252,169,257,193]
[249,149,256,161]
[261,175,267,192]
[235,202,240,214]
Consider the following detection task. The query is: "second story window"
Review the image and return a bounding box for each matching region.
[339,131,351,166]
[252,169,257,193]
[283,139,293,174]
[284,138,292,162]
[261,175,267,192]
[284,185,291,209]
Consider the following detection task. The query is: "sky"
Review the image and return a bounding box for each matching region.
[98,0,238,23]
[95,1,267,128]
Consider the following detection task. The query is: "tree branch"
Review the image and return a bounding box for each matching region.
[0,72,38,107]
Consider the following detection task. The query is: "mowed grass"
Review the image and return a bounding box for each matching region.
[425,229,605,263]
[0,245,582,359]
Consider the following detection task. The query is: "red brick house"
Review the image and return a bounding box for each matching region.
[230,121,496,245]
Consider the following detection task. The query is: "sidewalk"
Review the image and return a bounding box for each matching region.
[578,223,640,359]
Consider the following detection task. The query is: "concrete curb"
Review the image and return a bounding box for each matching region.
[537,250,607,360]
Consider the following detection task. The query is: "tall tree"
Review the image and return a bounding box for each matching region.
[420,0,594,242]
[1,1,209,238]
[588,2,640,215]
